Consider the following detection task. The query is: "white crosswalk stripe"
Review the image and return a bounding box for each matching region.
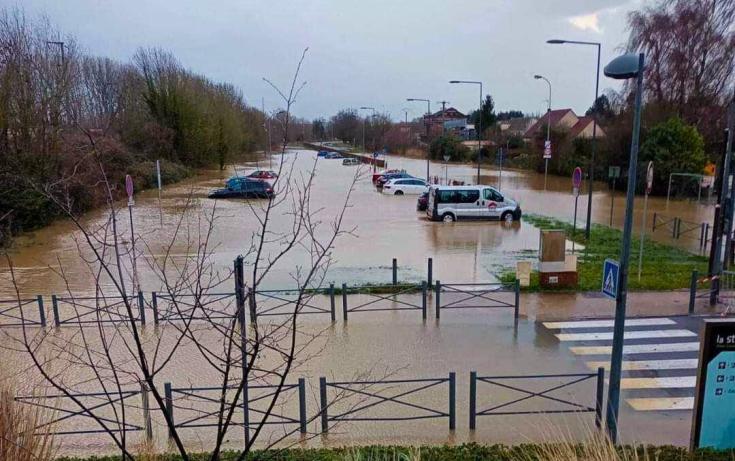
[541,316,702,412]
[555,329,696,342]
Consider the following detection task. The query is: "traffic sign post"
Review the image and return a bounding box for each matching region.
[602,259,619,299]
[156,160,163,226]
[637,162,654,281]
[543,140,551,191]
[125,174,138,293]
[572,167,582,253]
[608,166,620,226]
[691,320,735,450]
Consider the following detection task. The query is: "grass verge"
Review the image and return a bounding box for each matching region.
[499,214,707,292]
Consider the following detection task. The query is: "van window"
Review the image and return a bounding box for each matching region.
[484,188,503,201]
[437,190,455,203]
[457,190,480,203]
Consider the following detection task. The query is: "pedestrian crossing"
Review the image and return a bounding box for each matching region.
[542,316,701,412]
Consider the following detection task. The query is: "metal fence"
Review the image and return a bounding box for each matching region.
[0,295,45,327]
[51,292,145,327]
[153,291,236,324]
[341,282,427,320]
[652,212,710,252]
[253,288,334,320]
[319,373,456,432]
[689,269,735,313]
[435,280,520,319]
[469,369,604,430]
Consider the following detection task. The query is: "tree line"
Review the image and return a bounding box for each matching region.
[0,9,271,238]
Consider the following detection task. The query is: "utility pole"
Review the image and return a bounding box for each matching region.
[437,100,449,133]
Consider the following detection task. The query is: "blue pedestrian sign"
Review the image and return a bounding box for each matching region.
[602,259,619,299]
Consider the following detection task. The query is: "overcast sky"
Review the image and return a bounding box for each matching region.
[14,0,644,121]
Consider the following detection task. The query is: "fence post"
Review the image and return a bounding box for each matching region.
[427,257,433,287]
[319,377,328,433]
[51,294,60,327]
[342,283,348,322]
[514,279,521,319]
[700,223,706,251]
[392,258,398,285]
[36,295,46,327]
[140,381,153,442]
[652,211,657,231]
[705,223,710,251]
[137,291,146,325]
[298,378,307,434]
[234,256,250,447]
[673,217,679,238]
[329,283,336,323]
[689,270,698,315]
[448,372,456,430]
[435,280,441,319]
[151,292,159,325]
[469,371,477,430]
[248,288,257,323]
[164,382,174,439]
[595,367,605,430]
[421,281,427,320]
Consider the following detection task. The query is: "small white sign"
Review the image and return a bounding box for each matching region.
[544,140,552,159]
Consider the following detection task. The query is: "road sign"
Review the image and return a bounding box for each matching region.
[125,174,134,207]
[691,320,735,450]
[602,259,619,299]
[646,161,654,194]
[573,167,582,195]
[543,140,552,159]
[609,166,621,179]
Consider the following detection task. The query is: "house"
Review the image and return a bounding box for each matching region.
[425,107,466,129]
[499,117,538,136]
[443,118,475,140]
[523,108,605,140]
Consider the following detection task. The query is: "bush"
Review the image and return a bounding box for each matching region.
[428,134,470,162]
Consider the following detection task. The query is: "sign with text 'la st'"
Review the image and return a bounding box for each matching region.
[602,259,619,299]
[691,320,735,450]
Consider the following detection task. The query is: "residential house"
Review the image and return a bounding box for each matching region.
[523,108,605,140]
[499,117,538,136]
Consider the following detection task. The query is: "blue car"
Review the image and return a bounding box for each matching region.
[317,150,330,157]
[210,177,274,199]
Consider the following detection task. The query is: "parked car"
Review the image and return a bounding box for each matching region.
[425,185,521,222]
[372,169,404,184]
[317,150,330,157]
[416,192,429,211]
[247,170,278,180]
[209,179,274,199]
[342,158,360,165]
[382,178,429,195]
[324,152,343,159]
[376,172,413,188]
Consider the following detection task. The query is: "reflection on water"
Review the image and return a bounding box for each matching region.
[0,149,714,297]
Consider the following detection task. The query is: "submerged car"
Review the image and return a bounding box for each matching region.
[209,179,274,199]
[376,172,413,188]
[317,150,330,157]
[416,191,429,211]
[247,170,278,180]
[372,169,404,184]
[324,152,343,159]
[382,178,429,195]
[425,185,521,222]
[342,158,360,165]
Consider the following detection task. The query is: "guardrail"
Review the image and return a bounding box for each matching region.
[469,369,604,430]
[51,293,144,327]
[435,280,520,319]
[319,374,456,432]
[341,282,427,321]
[0,295,45,327]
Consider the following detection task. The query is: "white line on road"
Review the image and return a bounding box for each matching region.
[619,376,696,389]
[556,329,696,342]
[626,397,694,411]
[569,342,700,355]
[586,359,698,371]
[543,318,676,330]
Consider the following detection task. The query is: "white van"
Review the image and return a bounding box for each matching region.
[426,185,521,222]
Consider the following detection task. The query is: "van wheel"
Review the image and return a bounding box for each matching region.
[394,190,404,195]
[501,211,514,223]
[442,213,455,223]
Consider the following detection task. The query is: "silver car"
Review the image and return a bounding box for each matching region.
[426,185,522,222]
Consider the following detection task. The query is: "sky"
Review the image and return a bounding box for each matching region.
[12,0,645,121]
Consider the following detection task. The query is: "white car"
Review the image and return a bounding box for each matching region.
[382,178,429,195]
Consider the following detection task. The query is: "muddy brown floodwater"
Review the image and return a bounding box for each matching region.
[0,149,714,455]
[0,148,714,296]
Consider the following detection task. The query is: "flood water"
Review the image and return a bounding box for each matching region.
[0,149,714,455]
[0,148,715,297]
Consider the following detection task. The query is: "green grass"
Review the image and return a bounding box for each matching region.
[499,214,707,292]
[57,443,735,461]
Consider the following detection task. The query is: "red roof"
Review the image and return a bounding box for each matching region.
[523,109,574,137]
[569,116,595,138]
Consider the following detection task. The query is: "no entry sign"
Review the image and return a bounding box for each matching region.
[572,167,582,196]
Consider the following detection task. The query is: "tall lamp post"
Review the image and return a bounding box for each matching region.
[359,106,375,153]
[602,52,645,444]
[449,80,483,184]
[407,98,431,181]
[534,75,552,190]
[547,39,601,240]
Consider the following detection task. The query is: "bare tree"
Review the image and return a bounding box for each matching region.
[3,48,369,461]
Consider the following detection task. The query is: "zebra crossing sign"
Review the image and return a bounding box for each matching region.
[602,259,619,299]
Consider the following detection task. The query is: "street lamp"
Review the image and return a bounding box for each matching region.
[449,80,483,184]
[547,39,601,240]
[602,52,645,445]
[407,98,431,181]
[359,106,376,153]
[534,75,552,190]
